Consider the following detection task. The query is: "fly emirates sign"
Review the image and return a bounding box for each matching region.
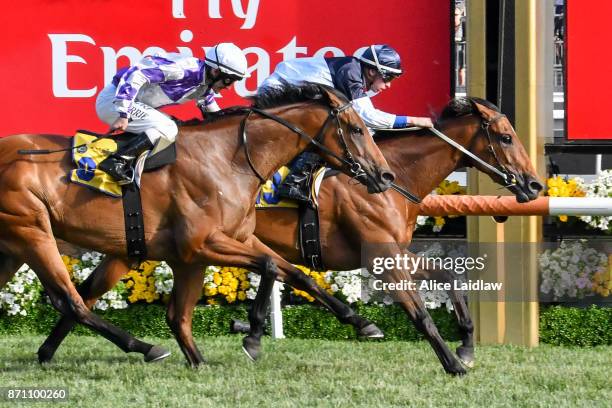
[2,0,451,135]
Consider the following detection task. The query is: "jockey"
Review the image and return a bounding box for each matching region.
[259,44,433,202]
[96,42,249,184]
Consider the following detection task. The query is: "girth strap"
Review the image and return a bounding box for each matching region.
[122,183,147,265]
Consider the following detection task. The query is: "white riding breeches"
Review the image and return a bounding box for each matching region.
[96,84,178,155]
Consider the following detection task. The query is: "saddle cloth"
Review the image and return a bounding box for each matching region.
[255,166,328,209]
[70,131,124,197]
[70,130,176,197]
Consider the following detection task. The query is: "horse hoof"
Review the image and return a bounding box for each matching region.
[242,336,261,361]
[144,345,171,363]
[456,346,475,369]
[450,366,467,376]
[37,345,55,364]
[230,318,251,334]
[358,323,384,339]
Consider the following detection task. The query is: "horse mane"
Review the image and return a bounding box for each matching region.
[252,81,349,109]
[173,82,348,127]
[438,96,500,120]
[374,96,500,141]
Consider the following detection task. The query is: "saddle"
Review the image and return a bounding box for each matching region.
[256,166,337,271]
[69,130,177,265]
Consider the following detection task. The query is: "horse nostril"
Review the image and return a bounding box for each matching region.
[381,171,395,184]
[529,180,544,193]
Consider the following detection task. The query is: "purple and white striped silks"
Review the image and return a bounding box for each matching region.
[111,53,214,118]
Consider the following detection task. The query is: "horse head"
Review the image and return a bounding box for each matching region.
[441,97,543,203]
[303,84,395,193]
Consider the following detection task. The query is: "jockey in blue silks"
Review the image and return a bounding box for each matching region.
[258,44,434,202]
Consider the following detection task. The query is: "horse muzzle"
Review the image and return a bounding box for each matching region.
[356,162,395,194]
[508,172,544,203]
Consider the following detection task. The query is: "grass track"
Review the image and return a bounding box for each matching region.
[0,335,610,407]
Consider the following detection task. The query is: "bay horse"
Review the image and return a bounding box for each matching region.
[0,83,394,367]
[34,97,542,376]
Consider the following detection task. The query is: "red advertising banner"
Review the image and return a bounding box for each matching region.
[566,0,612,140]
[0,0,451,136]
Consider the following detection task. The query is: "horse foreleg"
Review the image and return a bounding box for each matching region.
[165,262,205,367]
[409,261,475,368]
[0,253,21,288]
[382,264,467,376]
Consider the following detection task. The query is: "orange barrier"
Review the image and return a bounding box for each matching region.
[419,195,548,216]
[418,195,612,216]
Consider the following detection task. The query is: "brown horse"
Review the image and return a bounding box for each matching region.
[0,83,394,366]
[34,97,542,376]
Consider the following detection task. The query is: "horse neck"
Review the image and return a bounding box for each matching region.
[237,103,327,181]
[379,117,479,199]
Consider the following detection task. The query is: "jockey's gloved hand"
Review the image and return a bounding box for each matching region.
[410,117,434,128]
[110,117,129,134]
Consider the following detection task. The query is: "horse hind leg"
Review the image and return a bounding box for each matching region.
[242,256,278,361]
[37,257,170,364]
[246,236,383,339]
[18,237,158,362]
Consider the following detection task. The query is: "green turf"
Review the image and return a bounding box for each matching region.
[0,335,609,408]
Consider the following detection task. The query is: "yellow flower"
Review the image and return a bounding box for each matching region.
[207,298,218,305]
[434,217,446,227]
[229,279,239,291]
[212,273,222,286]
[237,291,247,301]
[559,215,568,222]
[240,280,250,290]
[226,292,237,303]
[204,285,218,297]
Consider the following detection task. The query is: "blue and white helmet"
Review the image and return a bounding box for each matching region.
[205,42,250,80]
[358,45,403,81]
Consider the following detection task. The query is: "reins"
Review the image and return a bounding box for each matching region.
[428,112,517,188]
[239,102,366,184]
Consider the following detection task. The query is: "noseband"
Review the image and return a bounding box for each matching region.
[479,113,517,187]
[240,101,365,184]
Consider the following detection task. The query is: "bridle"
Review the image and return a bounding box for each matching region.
[429,112,517,188]
[239,101,366,184]
[479,113,517,187]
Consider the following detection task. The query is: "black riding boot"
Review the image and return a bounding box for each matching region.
[98,133,154,184]
[277,152,322,202]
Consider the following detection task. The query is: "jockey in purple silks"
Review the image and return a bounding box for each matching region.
[96,42,249,184]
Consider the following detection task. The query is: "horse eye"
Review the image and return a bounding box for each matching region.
[351,126,363,135]
[501,134,513,145]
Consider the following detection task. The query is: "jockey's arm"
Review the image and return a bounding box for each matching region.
[197,91,221,118]
[351,96,433,130]
[112,56,187,119]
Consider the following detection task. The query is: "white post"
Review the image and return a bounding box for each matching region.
[595,154,603,175]
[270,281,284,339]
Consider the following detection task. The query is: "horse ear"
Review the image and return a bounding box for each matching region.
[321,87,342,108]
[471,99,497,122]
